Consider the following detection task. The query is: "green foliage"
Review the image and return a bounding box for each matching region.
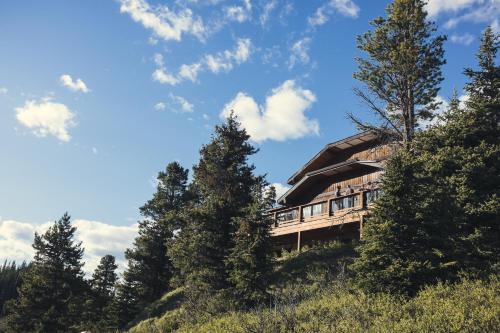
[169,114,263,311]
[226,179,275,308]
[351,0,446,145]
[0,261,27,317]
[120,161,191,322]
[173,277,500,333]
[82,255,119,332]
[352,27,500,294]
[4,213,87,333]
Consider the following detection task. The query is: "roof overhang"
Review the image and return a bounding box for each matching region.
[287,131,380,185]
[278,159,383,205]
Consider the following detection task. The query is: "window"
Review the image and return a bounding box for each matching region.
[302,202,326,218]
[277,209,298,222]
[332,194,360,213]
[364,189,381,206]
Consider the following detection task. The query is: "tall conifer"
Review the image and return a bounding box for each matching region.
[5,213,87,333]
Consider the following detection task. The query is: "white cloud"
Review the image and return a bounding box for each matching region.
[422,93,470,128]
[0,218,138,274]
[270,182,290,199]
[450,33,475,45]
[221,80,319,142]
[425,0,500,29]
[15,97,76,142]
[308,0,360,27]
[170,93,194,112]
[179,62,202,82]
[153,38,252,85]
[119,0,207,42]
[154,101,166,110]
[492,19,500,34]
[260,0,277,27]
[60,74,90,93]
[202,113,210,120]
[288,37,312,69]
[425,0,477,17]
[224,0,252,23]
[0,87,7,94]
[91,147,98,155]
[152,53,181,85]
[205,38,252,73]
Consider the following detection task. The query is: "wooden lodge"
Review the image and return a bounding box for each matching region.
[270,131,394,251]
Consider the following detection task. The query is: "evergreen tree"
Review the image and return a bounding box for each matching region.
[0,261,27,317]
[351,0,446,146]
[124,162,190,306]
[109,277,140,330]
[88,255,118,331]
[352,27,500,294]
[5,213,87,333]
[226,179,275,308]
[350,151,454,294]
[169,114,258,308]
[419,27,500,276]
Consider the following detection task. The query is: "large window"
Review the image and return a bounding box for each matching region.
[302,202,327,218]
[331,194,360,213]
[276,209,299,223]
[364,189,381,207]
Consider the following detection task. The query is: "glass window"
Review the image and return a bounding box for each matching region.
[277,209,298,222]
[303,202,326,218]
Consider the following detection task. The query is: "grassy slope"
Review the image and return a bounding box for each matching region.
[127,242,500,332]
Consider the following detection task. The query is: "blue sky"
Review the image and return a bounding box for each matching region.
[1,0,498,272]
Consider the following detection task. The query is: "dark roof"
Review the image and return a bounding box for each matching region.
[278,159,383,205]
[287,131,379,185]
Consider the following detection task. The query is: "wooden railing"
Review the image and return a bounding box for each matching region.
[272,189,380,230]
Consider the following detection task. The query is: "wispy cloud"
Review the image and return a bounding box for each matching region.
[0,87,7,95]
[288,37,312,69]
[308,0,360,27]
[154,101,166,111]
[119,0,207,42]
[224,0,252,23]
[170,93,194,113]
[260,0,278,27]
[221,80,319,142]
[450,32,475,45]
[15,97,76,142]
[152,38,252,85]
[425,0,500,30]
[60,74,90,93]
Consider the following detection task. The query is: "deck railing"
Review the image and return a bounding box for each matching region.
[272,189,380,229]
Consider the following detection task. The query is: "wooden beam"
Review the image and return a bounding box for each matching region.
[297,231,301,252]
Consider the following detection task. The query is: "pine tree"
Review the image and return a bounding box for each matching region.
[421,27,500,276]
[350,151,451,294]
[351,0,446,146]
[124,162,190,307]
[226,179,275,308]
[0,261,27,317]
[169,114,258,309]
[5,213,87,333]
[109,277,140,330]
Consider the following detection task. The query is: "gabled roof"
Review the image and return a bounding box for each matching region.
[287,131,379,185]
[278,159,383,205]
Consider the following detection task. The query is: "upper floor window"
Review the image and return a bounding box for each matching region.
[331,194,360,213]
[277,209,298,222]
[302,202,327,218]
[364,189,381,207]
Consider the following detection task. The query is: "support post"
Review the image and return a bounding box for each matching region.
[360,215,364,239]
[297,231,301,252]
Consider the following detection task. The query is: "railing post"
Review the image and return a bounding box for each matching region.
[298,205,303,223]
[360,190,366,209]
[297,231,301,252]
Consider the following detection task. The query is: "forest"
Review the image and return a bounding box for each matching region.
[0,0,498,332]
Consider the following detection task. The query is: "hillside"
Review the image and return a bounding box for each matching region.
[127,242,500,332]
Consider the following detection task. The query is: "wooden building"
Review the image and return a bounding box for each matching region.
[270,131,394,250]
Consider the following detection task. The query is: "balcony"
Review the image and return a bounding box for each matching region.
[271,189,380,236]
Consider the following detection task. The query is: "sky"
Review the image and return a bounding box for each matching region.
[1,0,498,273]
